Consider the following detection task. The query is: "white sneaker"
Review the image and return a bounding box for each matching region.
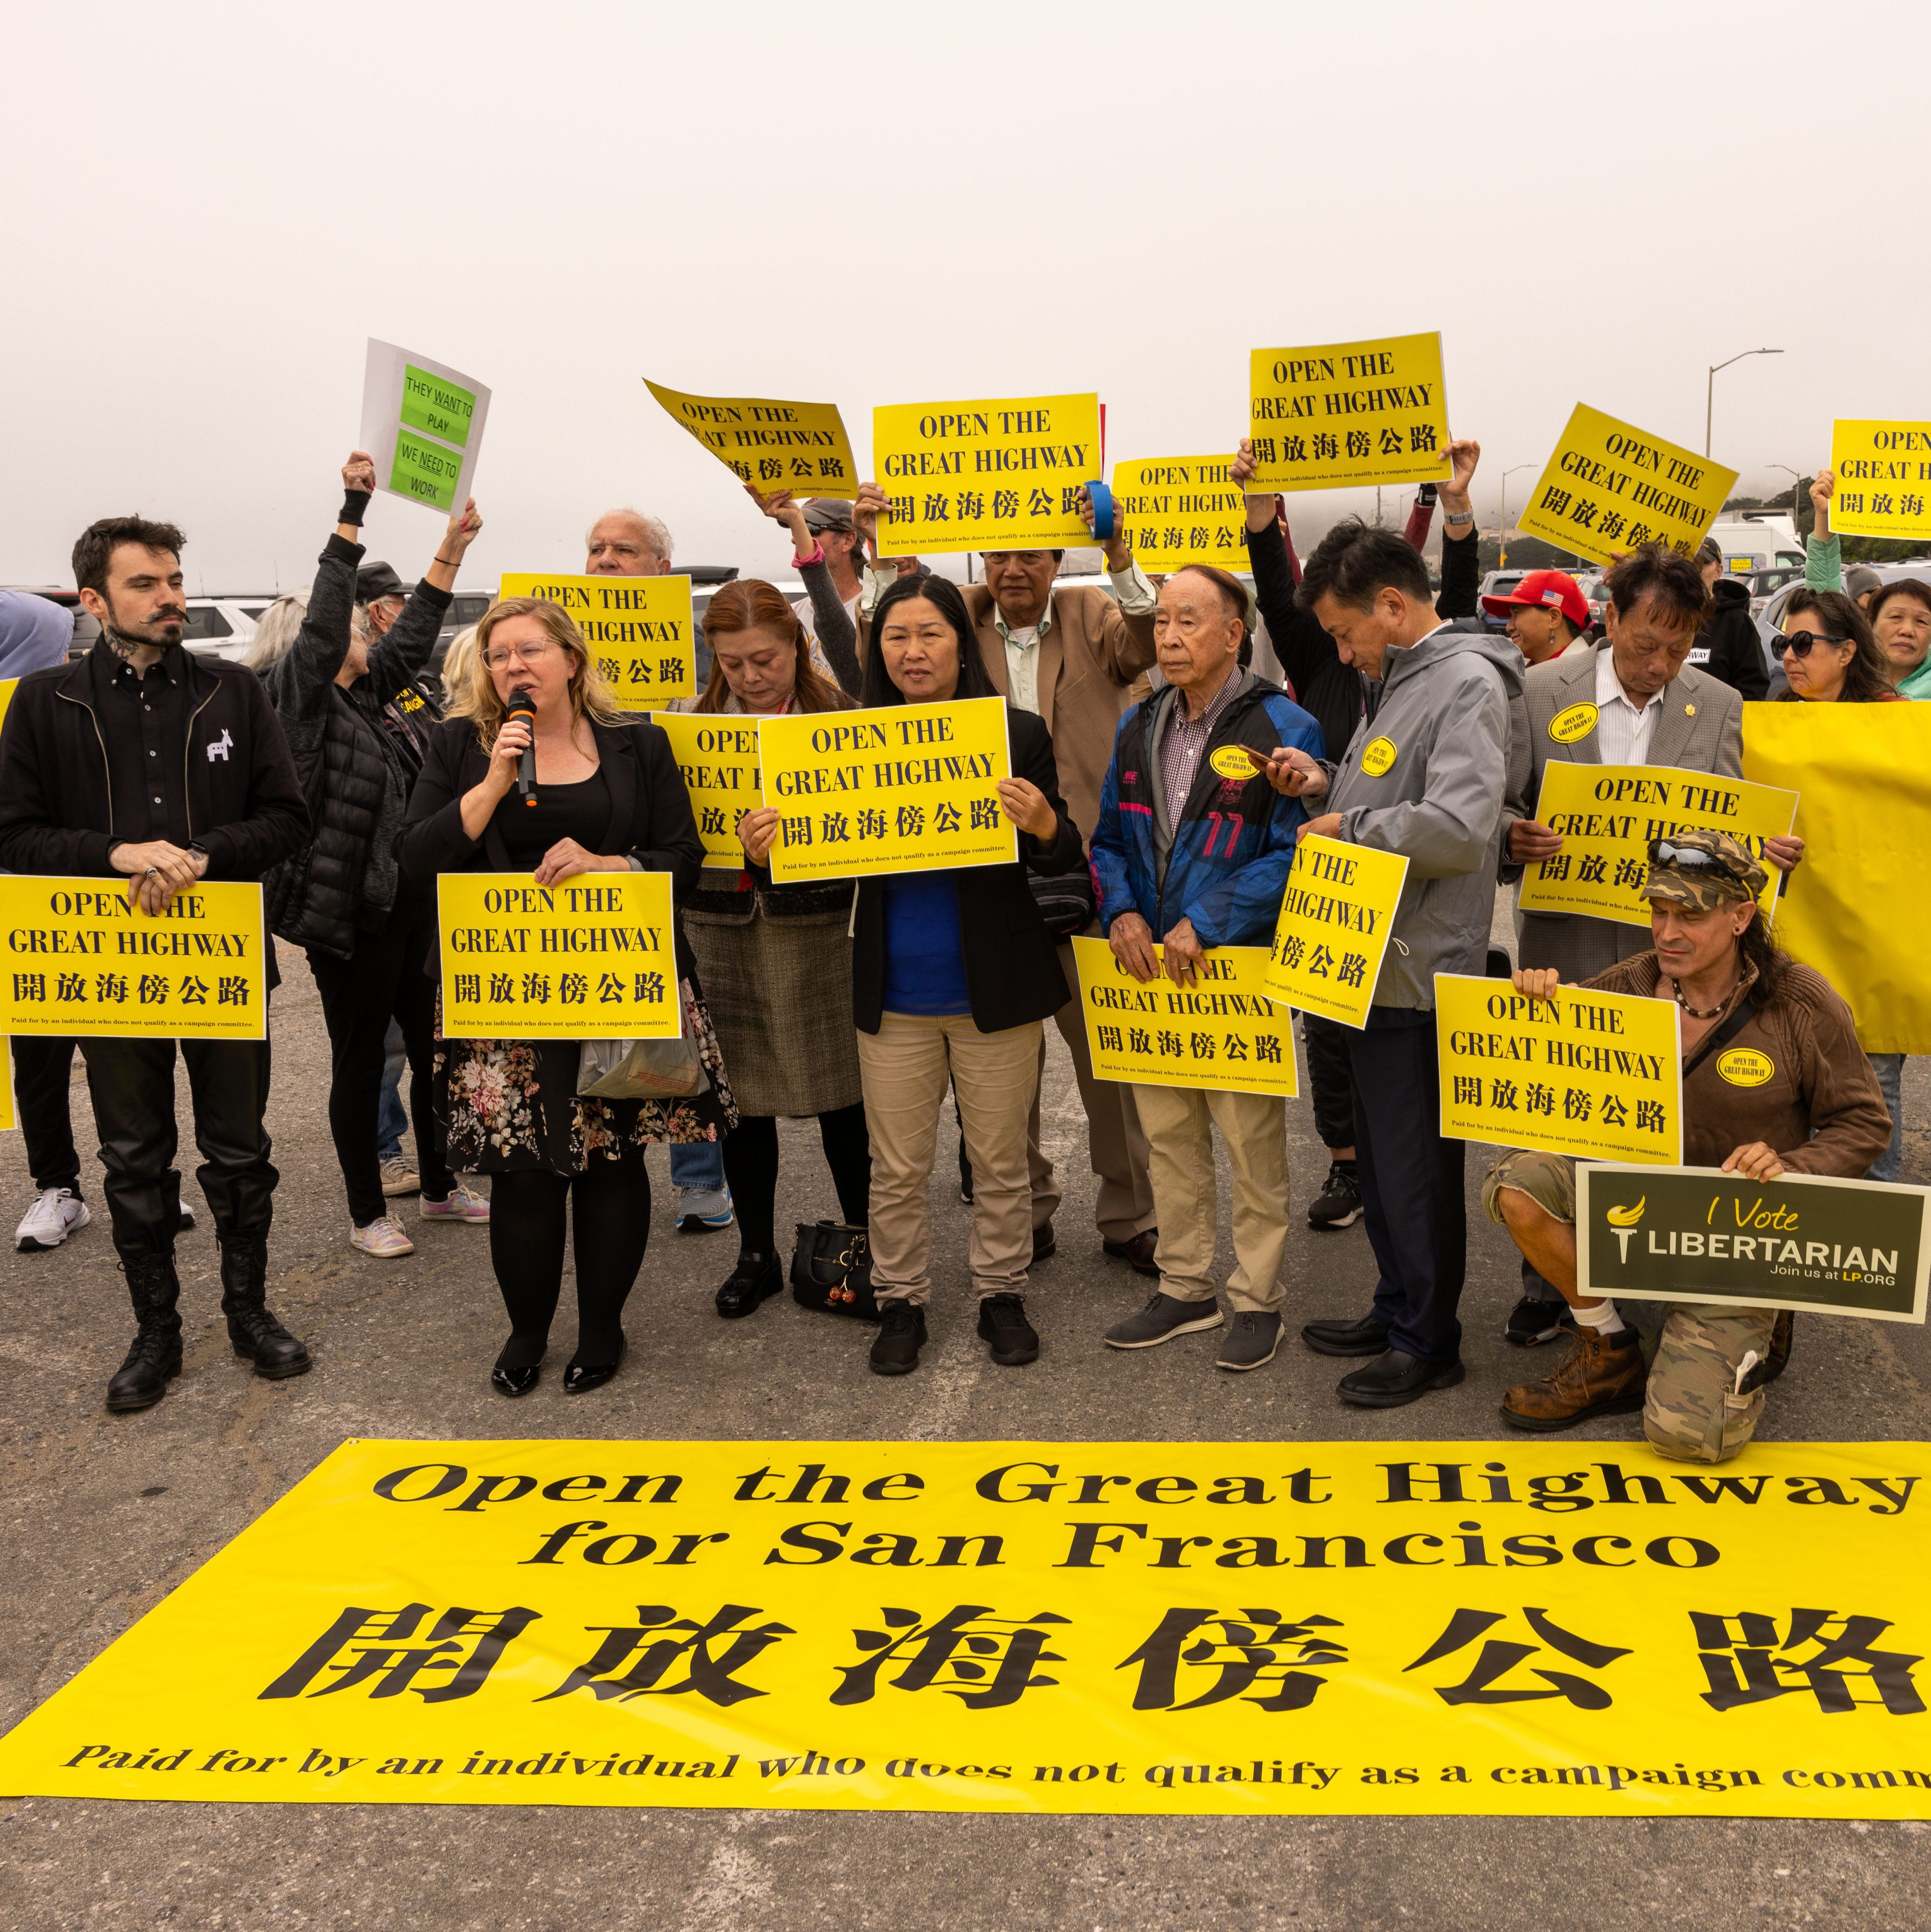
[349,1215,416,1257]
[179,1200,197,1231]
[380,1155,420,1198]
[675,1185,735,1232]
[419,1181,490,1223]
[16,1187,89,1252]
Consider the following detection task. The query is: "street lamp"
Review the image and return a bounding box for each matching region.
[1707,349,1783,458]
[1768,462,1804,528]
[1498,463,1534,568]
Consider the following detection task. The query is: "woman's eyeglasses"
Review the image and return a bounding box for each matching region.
[482,641,560,670]
[1776,630,1848,659]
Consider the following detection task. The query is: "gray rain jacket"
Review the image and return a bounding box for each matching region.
[1326,619,1521,1010]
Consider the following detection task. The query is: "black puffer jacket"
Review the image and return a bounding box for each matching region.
[1690,575,1771,700]
[261,533,449,957]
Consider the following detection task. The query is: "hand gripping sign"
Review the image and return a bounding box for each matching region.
[1107,456,1248,573]
[359,340,491,515]
[497,573,694,707]
[649,712,761,869]
[1263,834,1410,1029]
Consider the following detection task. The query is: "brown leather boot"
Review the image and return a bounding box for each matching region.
[1501,1325,1647,1433]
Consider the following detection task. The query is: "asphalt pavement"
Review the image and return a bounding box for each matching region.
[2,951,1928,1931]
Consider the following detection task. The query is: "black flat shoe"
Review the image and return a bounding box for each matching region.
[564,1333,626,1393]
[716,1251,783,1319]
[1337,1348,1466,1408]
[1300,1313,1390,1357]
[492,1337,545,1397]
[491,1364,540,1397]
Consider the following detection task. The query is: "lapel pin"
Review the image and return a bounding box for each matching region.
[1685,703,1696,716]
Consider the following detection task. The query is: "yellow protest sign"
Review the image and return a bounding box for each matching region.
[648,711,759,869]
[757,696,1015,882]
[1247,333,1451,493]
[872,394,1100,557]
[1518,405,1736,567]
[7,1434,1931,1819]
[1519,763,1797,928]
[1743,702,1931,1053]
[0,1050,13,1130]
[1108,456,1248,572]
[437,872,678,1040]
[1435,971,1683,1165]
[645,381,858,499]
[0,878,265,1039]
[0,678,19,736]
[1070,938,1296,1098]
[497,572,694,707]
[1827,419,1931,542]
[1262,834,1410,1028]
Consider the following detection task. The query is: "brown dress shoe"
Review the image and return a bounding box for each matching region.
[1103,1229,1160,1277]
[1501,1326,1647,1433]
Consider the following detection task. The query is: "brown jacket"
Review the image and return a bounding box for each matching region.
[859,582,1156,844]
[1584,952,1890,1175]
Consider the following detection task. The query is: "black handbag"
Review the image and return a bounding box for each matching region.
[1028,859,1097,941]
[789,1219,880,1321]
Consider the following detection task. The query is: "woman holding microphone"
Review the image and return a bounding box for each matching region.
[398,597,732,1397]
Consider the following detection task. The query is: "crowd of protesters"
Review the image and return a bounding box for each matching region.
[0,429,1918,1468]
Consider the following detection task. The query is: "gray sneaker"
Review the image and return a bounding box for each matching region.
[1216,1310,1283,1372]
[1105,1292,1223,1350]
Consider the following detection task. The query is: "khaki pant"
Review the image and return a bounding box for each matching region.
[1028,937,1157,1240]
[1130,1083,1288,1313]
[858,1011,1041,1307]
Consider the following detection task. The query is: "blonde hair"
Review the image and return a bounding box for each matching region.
[246,590,310,671]
[437,621,482,712]
[448,596,622,748]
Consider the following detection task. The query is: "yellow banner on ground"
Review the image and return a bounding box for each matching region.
[1519,763,1797,928]
[0,878,266,1039]
[497,572,695,706]
[1742,702,1931,1053]
[1262,834,1409,1028]
[1518,405,1736,567]
[1247,333,1451,494]
[437,872,678,1040]
[757,696,1015,882]
[1108,456,1248,572]
[649,712,759,869]
[1070,938,1296,1099]
[5,1436,1930,1818]
[1828,420,1931,542]
[872,394,1099,557]
[1435,971,1683,1165]
[645,381,858,499]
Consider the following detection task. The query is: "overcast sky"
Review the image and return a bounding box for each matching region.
[5,0,1919,594]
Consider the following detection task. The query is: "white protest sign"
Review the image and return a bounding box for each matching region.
[358,340,492,515]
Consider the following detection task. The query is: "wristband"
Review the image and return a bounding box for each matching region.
[339,489,372,528]
[792,541,826,569]
[1417,482,1438,506]
[1443,509,1475,528]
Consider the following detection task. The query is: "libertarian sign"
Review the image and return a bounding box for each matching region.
[1246,333,1451,494]
[497,572,695,707]
[5,1438,1931,1819]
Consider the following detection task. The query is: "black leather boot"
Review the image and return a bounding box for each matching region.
[219,1233,311,1379]
[107,1254,185,1412]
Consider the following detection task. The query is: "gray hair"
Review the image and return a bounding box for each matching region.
[586,507,673,565]
[246,590,310,671]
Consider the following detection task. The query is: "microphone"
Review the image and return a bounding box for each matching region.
[506,690,538,807]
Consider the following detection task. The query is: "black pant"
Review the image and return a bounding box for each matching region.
[722,1102,871,1254]
[82,1036,276,1264]
[489,1145,650,1362]
[306,911,452,1225]
[1302,1014,1357,1151]
[14,1034,81,1194]
[1345,1010,1464,1364]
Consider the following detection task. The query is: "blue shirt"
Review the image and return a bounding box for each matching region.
[881,873,970,1016]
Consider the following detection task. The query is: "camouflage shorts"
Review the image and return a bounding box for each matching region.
[1481,1148,1576,1225]
[1644,1304,1780,1465]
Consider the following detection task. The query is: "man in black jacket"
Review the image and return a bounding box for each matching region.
[1692,544,1771,700]
[0,516,311,1412]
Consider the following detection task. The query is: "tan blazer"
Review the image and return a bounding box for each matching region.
[859,583,1156,845]
[1503,642,1744,980]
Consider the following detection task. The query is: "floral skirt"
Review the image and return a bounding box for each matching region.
[435,977,738,1176]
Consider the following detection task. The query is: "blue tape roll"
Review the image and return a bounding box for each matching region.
[1086,480,1114,542]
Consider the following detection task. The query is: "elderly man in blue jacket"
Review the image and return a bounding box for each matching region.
[1089,564,1324,1371]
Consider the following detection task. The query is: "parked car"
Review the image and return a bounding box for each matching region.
[1476,569,1529,631]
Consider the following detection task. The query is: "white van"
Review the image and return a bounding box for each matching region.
[1703,513,1804,574]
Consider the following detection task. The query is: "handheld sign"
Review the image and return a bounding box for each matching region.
[1518,763,1797,928]
[0,880,266,1040]
[359,340,491,515]
[1577,1164,1931,1323]
[1247,333,1451,494]
[437,872,678,1041]
[1072,938,1296,1099]
[756,696,1015,882]
[1435,972,1683,1166]
[497,573,694,706]
[1518,405,1735,567]
[646,381,858,499]
[1827,419,1931,543]
[649,711,760,869]
[1263,834,1410,1029]
[1108,456,1247,572]
[872,394,1100,557]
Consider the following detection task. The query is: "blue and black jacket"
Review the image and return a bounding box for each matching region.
[1090,674,1325,948]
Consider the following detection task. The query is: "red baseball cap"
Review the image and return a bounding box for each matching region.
[1481,568,1589,632]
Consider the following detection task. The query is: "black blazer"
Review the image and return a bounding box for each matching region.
[852,707,1083,1035]
[397,713,705,977]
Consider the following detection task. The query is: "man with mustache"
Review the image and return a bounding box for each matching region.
[0,516,310,1412]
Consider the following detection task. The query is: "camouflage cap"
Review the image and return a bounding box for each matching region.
[1643,828,1767,911]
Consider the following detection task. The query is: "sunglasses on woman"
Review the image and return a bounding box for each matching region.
[1776,629,1848,659]
[1648,837,1755,882]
